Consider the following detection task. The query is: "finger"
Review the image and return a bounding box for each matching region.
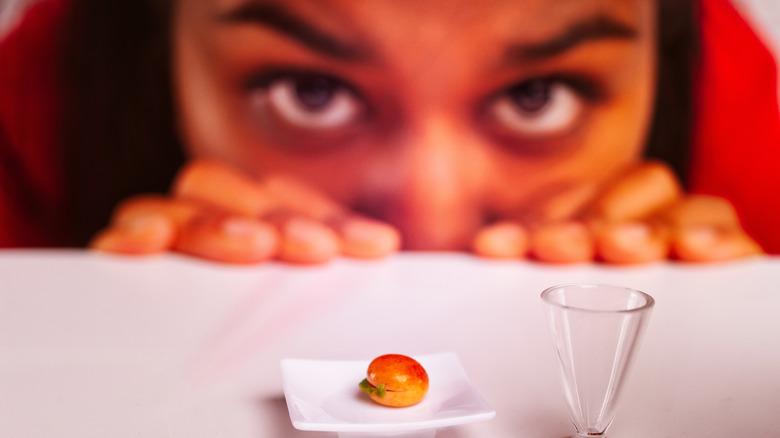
[117,194,280,264]
[588,161,683,221]
[471,221,529,259]
[672,226,763,262]
[663,195,763,262]
[493,183,599,225]
[171,159,272,217]
[175,214,279,264]
[89,214,176,255]
[173,160,392,261]
[262,173,346,221]
[111,194,201,228]
[529,221,594,264]
[663,195,742,229]
[531,183,600,223]
[262,176,398,259]
[594,221,669,264]
[270,215,341,264]
[174,160,350,224]
[89,195,190,255]
[330,216,401,259]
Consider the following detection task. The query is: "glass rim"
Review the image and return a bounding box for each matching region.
[540,283,655,314]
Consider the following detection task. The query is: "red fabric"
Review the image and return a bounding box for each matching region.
[1,0,779,252]
[0,0,65,247]
[689,0,780,253]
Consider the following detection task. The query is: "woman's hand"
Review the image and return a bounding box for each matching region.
[472,161,764,264]
[93,159,762,265]
[89,159,401,264]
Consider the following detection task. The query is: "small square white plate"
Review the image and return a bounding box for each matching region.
[280,352,495,434]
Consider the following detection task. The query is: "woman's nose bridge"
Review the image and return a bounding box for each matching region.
[382,114,486,249]
[353,112,487,250]
[385,112,491,226]
[399,114,475,195]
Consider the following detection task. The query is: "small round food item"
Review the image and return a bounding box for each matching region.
[358,354,429,407]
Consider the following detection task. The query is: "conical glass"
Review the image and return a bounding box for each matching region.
[541,284,654,437]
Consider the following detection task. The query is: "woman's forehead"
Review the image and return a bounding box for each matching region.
[195,0,654,70]
[205,0,651,37]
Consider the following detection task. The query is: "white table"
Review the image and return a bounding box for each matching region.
[1,250,779,437]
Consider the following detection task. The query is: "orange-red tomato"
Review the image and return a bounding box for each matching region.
[359,354,429,407]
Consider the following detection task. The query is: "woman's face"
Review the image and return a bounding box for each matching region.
[173,0,657,250]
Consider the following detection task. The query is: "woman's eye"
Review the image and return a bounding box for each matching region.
[488,78,585,137]
[257,74,364,129]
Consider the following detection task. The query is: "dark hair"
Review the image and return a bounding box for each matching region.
[59,0,698,246]
[60,0,183,245]
[643,0,699,181]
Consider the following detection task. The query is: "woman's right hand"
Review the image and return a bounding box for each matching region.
[89,159,401,264]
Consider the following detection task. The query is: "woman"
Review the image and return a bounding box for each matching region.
[0,0,775,264]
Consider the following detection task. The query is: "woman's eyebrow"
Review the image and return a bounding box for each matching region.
[504,14,638,63]
[216,2,371,62]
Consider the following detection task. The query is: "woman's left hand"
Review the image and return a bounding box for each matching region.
[472,161,764,264]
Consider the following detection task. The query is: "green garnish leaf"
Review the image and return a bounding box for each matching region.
[358,378,387,398]
[359,378,372,394]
